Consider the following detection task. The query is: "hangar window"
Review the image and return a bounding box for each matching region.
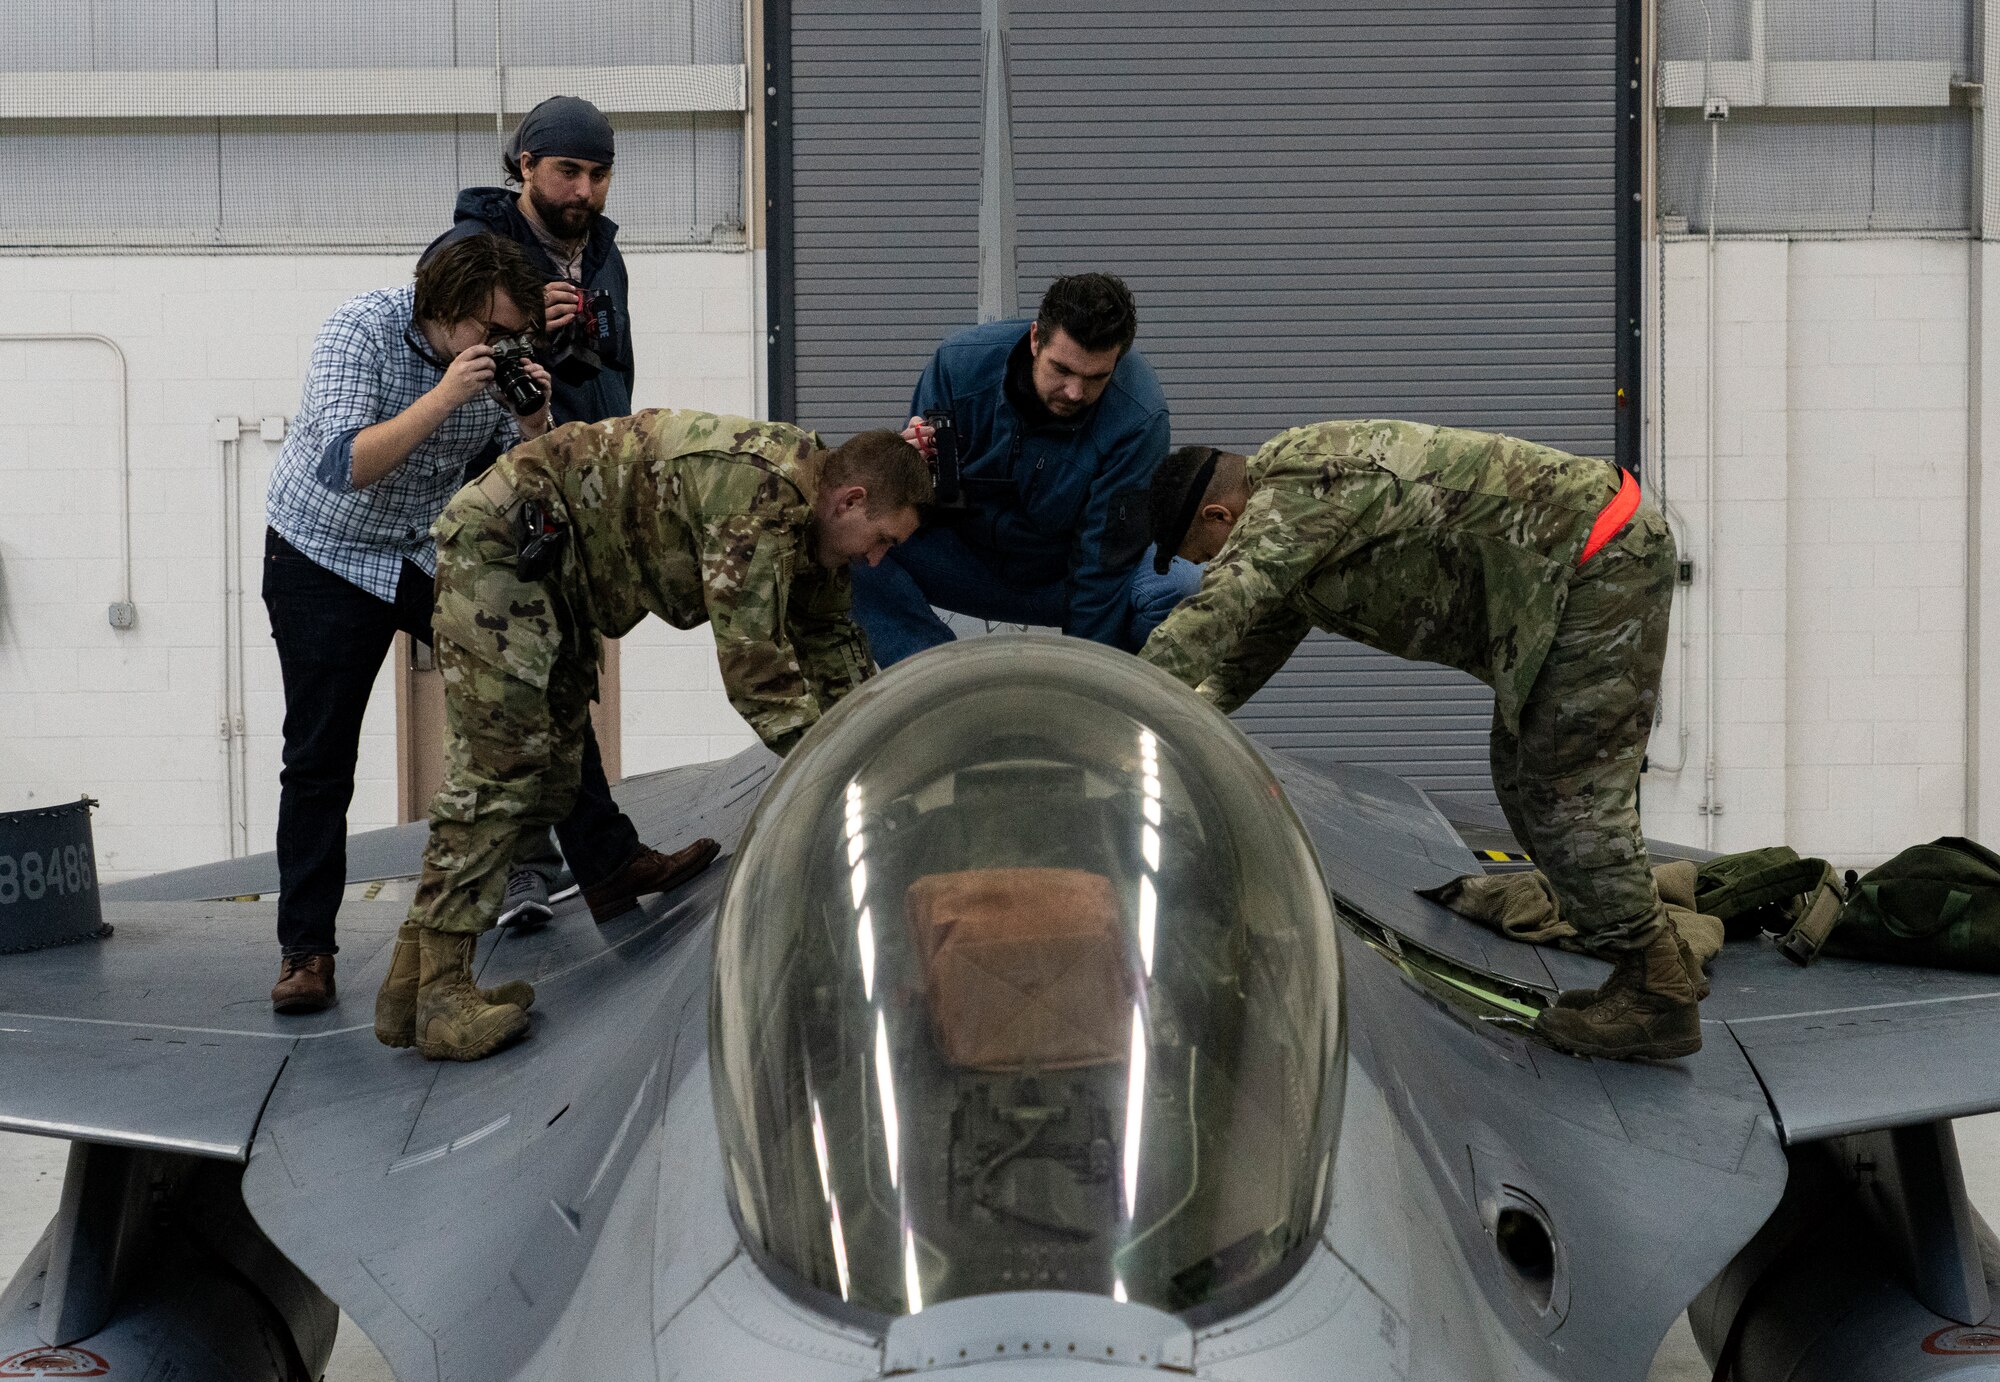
[0,0,745,249]
[1656,0,1973,234]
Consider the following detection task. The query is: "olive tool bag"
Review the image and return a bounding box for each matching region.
[1806,836,2000,972]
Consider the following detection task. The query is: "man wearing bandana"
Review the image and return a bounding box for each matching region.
[424,96,687,933]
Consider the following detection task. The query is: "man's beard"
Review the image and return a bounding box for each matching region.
[528,187,596,241]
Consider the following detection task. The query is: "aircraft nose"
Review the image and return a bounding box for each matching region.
[883,1362,1163,1379]
[879,1290,1193,1376]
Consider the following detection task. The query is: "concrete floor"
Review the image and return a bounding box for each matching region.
[3,1117,1998,1379]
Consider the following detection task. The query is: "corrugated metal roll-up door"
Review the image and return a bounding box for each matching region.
[779,0,984,436]
[775,0,1629,812]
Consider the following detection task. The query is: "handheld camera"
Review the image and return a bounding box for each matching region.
[924,409,966,508]
[550,282,620,385]
[488,332,548,417]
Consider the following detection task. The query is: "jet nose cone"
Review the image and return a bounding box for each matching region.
[881,1291,1192,1374]
[885,1364,1165,1379]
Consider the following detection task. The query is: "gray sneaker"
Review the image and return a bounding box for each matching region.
[496,869,555,931]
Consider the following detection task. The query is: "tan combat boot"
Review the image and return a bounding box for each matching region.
[1551,928,1709,1010]
[412,929,531,1061]
[1534,929,1702,1060]
[374,923,537,1049]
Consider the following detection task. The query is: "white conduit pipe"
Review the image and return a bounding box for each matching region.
[1677,0,1723,849]
[0,332,135,627]
[217,425,253,858]
[1641,0,1692,778]
[1702,116,1722,850]
[1645,242,1693,776]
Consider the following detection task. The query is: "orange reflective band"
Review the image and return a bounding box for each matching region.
[1578,468,1641,567]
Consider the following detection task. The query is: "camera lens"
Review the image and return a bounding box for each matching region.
[493,357,544,415]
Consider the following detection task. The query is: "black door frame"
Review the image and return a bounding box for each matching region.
[764,0,798,424]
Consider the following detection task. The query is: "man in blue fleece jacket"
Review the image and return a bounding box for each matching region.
[850,273,1201,665]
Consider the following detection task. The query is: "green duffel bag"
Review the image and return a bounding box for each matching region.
[1695,845,1845,953]
[1806,837,2000,972]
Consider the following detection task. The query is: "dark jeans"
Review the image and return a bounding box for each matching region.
[262,529,638,957]
[849,526,1204,667]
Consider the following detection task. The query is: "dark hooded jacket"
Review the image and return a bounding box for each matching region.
[424,186,635,425]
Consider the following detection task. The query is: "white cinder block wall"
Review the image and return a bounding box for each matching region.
[0,251,758,881]
[1646,236,1975,869]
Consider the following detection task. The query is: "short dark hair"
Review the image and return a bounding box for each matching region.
[1036,272,1138,355]
[412,233,547,334]
[1149,445,1224,571]
[820,430,935,514]
[501,147,551,185]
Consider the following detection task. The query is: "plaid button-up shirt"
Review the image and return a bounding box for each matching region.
[266,284,520,601]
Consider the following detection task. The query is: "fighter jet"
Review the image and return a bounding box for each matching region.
[2,636,1998,1381]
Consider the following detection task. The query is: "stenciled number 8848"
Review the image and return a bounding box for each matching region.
[0,844,95,905]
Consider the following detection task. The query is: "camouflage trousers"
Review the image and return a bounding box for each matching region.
[407,489,595,937]
[1490,505,1677,955]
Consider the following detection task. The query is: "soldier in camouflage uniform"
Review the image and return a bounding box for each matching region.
[1141,420,1700,1061]
[378,411,931,1061]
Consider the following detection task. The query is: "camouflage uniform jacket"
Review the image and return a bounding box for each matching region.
[1142,420,1631,731]
[453,408,869,753]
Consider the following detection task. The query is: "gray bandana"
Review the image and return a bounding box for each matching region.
[509,96,615,169]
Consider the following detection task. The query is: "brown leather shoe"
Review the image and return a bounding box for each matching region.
[583,839,722,923]
[272,953,336,1014]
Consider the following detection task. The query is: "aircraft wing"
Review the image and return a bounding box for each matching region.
[0,755,764,1165]
[1545,943,2000,1143]
[1416,796,2000,1144]
[1270,755,2000,1146]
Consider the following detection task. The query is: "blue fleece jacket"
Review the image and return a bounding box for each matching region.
[912,319,1170,648]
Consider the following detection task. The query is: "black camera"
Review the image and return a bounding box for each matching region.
[550,283,620,385]
[924,408,965,508]
[488,332,547,417]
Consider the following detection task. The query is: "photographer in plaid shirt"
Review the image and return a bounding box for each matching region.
[261,234,716,1015]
